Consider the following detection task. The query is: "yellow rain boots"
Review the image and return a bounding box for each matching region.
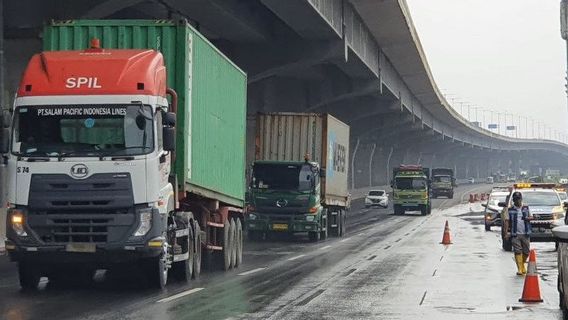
[521,253,528,274]
[515,254,525,275]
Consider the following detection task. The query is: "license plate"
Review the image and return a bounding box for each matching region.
[272,223,288,231]
[66,243,96,253]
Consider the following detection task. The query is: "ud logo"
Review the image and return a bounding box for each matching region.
[70,164,89,179]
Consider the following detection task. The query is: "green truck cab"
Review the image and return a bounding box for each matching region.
[247,160,327,241]
[391,165,431,215]
[431,168,455,199]
[245,113,350,241]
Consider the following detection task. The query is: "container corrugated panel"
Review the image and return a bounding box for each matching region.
[256,113,349,205]
[188,28,247,206]
[43,20,246,207]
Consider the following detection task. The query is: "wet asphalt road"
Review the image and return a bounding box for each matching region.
[0,183,535,320]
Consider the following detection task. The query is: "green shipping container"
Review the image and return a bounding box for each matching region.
[43,20,247,207]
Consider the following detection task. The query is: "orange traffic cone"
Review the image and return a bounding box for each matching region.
[469,194,474,203]
[474,193,480,202]
[440,220,452,245]
[480,193,486,201]
[519,249,543,303]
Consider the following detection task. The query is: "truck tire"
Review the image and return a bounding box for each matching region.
[449,192,454,199]
[193,222,202,279]
[420,205,428,216]
[308,231,320,242]
[172,227,194,282]
[427,204,432,215]
[394,205,404,215]
[339,210,346,237]
[229,218,237,269]
[222,220,233,270]
[320,214,328,240]
[502,236,512,252]
[18,262,41,291]
[485,223,491,231]
[146,243,168,289]
[235,219,243,268]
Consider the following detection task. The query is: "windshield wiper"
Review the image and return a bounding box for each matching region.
[99,146,151,160]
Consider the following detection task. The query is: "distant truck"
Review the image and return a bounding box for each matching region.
[431,168,455,199]
[246,113,350,241]
[391,165,431,215]
[2,20,247,290]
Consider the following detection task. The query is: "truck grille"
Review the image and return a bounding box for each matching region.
[533,214,553,220]
[26,173,135,244]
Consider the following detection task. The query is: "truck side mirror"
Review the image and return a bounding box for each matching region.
[563,201,568,209]
[0,128,9,153]
[163,127,176,152]
[163,112,176,127]
[1,110,11,128]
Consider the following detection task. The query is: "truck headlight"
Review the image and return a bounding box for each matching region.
[248,213,257,220]
[306,215,315,222]
[133,209,152,236]
[10,210,28,237]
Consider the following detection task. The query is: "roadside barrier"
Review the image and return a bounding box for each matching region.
[440,220,452,245]
[518,249,543,303]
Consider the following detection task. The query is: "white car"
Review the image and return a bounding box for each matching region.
[365,190,389,209]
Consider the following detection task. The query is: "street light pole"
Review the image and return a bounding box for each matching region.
[561,0,568,111]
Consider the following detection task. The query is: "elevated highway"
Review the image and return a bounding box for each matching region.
[3,0,568,188]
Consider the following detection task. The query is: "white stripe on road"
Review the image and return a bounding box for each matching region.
[157,287,204,303]
[358,232,366,236]
[238,267,266,276]
[340,237,351,243]
[288,254,307,261]
[319,245,332,250]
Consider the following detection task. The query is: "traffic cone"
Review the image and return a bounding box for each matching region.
[440,220,452,245]
[518,249,543,303]
[481,193,486,201]
[474,194,479,202]
[469,194,474,203]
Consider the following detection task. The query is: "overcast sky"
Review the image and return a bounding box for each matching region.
[406,0,567,139]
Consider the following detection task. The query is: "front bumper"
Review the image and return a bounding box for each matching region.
[394,199,428,209]
[365,199,388,207]
[530,220,563,242]
[246,212,321,233]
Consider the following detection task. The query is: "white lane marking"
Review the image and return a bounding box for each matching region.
[358,232,366,236]
[319,245,332,250]
[340,237,351,243]
[157,288,205,303]
[238,267,266,276]
[288,254,307,261]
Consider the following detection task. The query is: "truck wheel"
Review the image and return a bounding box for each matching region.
[427,204,432,215]
[485,224,491,231]
[449,193,454,199]
[146,242,169,289]
[320,214,328,240]
[172,227,194,282]
[308,231,320,242]
[339,210,346,237]
[502,236,512,252]
[235,219,243,268]
[420,205,428,216]
[394,205,403,215]
[222,220,233,271]
[229,218,237,269]
[193,222,202,279]
[18,262,41,291]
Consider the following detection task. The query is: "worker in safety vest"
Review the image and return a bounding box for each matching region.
[503,191,532,275]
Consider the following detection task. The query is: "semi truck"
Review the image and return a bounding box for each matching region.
[431,168,455,199]
[391,165,431,215]
[246,113,350,241]
[1,20,247,290]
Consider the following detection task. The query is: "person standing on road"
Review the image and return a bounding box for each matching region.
[503,191,532,275]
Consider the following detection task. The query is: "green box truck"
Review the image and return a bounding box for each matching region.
[431,168,455,199]
[2,20,246,289]
[246,113,350,241]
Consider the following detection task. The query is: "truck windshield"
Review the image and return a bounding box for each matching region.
[12,105,154,157]
[252,163,314,192]
[521,191,560,206]
[433,176,451,183]
[395,177,427,190]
